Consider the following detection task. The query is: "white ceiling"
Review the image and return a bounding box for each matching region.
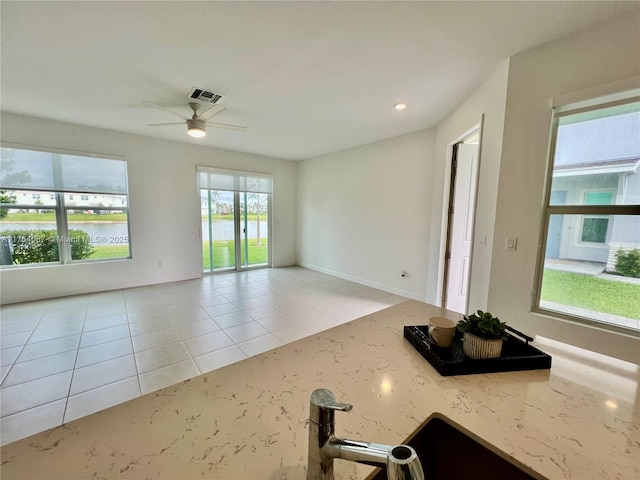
[1,1,638,161]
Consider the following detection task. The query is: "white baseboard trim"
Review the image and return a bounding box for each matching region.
[271,260,297,268]
[297,262,427,302]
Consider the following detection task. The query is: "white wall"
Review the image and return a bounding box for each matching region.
[428,59,510,310]
[488,12,640,362]
[0,113,297,303]
[296,129,436,300]
[295,59,509,307]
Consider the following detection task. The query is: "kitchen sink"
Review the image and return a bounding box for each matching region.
[366,413,545,480]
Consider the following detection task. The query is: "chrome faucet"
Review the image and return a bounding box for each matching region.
[307,388,424,480]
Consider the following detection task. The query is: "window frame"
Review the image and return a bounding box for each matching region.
[533,91,640,335]
[0,143,132,267]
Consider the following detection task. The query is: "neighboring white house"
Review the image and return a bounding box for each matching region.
[4,190,126,211]
[546,109,640,270]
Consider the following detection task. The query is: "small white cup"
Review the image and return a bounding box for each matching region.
[427,317,456,347]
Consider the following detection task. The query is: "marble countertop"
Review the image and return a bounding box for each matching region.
[1,300,639,479]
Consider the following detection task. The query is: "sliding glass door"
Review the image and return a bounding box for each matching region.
[202,189,235,271]
[199,167,271,273]
[239,191,269,269]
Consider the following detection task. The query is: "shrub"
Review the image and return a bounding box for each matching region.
[1,229,94,264]
[616,248,640,278]
[68,229,95,260]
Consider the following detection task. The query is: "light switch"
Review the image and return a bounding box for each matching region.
[506,237,517,251]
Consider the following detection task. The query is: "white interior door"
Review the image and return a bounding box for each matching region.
[446,142,479,314]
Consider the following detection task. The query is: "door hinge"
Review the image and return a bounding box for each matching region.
[445,251,451,260]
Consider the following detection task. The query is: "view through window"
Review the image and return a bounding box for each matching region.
[536,93,640,332]
[198,167,271,272]
[0,146,131,266]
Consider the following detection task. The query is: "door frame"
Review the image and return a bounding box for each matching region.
[436,119,483,311]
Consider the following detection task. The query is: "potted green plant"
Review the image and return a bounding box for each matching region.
[457,310,508,359]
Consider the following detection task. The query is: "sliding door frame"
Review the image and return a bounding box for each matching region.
[198,166,273,274]
[234,190,272,271]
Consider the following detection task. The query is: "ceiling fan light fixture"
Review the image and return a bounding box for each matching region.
[187,119,207,138]
[188,127,206,138]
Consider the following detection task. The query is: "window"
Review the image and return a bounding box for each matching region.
[580,217,608,243]
[585,191,613,205]
[580,191,614,244]
[535,91,640,333]
[0,146,131,266]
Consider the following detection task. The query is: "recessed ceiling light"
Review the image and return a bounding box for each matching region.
[394,103,407,110]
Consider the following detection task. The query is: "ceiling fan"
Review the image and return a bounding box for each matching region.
[144,101,247,138]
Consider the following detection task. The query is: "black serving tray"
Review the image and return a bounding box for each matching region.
[404,325,552,376]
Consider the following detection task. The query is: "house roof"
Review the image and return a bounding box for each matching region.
[553,157,640,177]
[555,111,640,168]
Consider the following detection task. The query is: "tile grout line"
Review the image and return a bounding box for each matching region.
[61,302,90,424]
[0,310,47,389]
[180,288,206,376]
[124,288,145,402]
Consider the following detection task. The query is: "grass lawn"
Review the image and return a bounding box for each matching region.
[2,212,128,222]
[3,212,266,223]
[81,240,267,267]
[202,239,268,270]
[88,245,130,259]
[540,269,640,320]
[86,239,267,267]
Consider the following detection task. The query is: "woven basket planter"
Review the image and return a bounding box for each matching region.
[463,332,503,359]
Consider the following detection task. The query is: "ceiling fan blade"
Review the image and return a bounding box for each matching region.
[143,101,189,120]
[147,122,185,127]
[206,121,247,132]
[197,104,226,121]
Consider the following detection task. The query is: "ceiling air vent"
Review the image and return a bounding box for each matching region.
[187,87,224,104]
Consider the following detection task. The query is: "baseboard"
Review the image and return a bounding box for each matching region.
[271,260,297,268]
[297,262,427,302]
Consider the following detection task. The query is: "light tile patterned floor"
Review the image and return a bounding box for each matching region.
[0,267,406,445]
